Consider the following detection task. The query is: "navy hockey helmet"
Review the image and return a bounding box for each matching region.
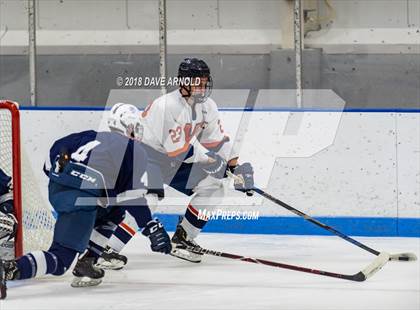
[178,58,213,103]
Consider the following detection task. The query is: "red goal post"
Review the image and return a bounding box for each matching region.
[0,100,23,257]
[0,100,55,258]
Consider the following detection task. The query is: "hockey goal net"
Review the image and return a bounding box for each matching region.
[0,100,55,257]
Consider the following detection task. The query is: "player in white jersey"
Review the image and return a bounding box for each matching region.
[100,58,254,265]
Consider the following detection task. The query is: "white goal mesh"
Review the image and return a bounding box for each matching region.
[0,101,55,256]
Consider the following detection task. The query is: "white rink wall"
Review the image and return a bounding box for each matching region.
[1,0,419,54]
[20,109,419,227]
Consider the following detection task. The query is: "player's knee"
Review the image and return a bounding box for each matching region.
[124,202,152,228]
[109,206,126,226]
[48,242,79,276]
[97,205,126,227]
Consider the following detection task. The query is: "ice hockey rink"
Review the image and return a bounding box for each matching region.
[2,233,419,310]
[0,0,419,309]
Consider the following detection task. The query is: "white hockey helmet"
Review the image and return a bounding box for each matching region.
[107,103,143,141]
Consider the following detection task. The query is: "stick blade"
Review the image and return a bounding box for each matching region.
[356,252,390,281]
[389,252,417,262]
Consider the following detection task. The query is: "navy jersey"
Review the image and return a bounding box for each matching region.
[0,168,12,197]
[44,130,148,198]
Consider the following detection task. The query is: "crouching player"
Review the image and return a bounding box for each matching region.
[0,169,17,260]
[0,103,171,299]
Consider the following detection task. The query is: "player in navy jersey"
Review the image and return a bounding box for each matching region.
[0,103,171,299]
[0,169,17,260]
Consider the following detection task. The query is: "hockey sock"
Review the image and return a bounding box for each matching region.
[106,204,151,253]
[181,204,208,239]
[124,204,153,228]
[16,242,78,279]
[107,222,136,253]
[88,221,118,257]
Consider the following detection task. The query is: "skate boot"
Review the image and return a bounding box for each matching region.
[96,246,128,270]
[170,224,203,263]
[0,259,20,300]
[71,255,105,288]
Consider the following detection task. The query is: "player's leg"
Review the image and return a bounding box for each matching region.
[0,208,100,294]
[96,196,170,270]
[87,205,126,257]
[47,182,105,287]
[97,160,164,269]
[0,182,104,298]
[96,210,138,269]
[82,204,128,272]
[167,162,225,263]
[171,176,224,262]
[171,160,255,263]
[71,204,126,285]
[98,189,161,268]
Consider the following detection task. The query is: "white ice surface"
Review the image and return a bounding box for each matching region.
[1,234,419,310]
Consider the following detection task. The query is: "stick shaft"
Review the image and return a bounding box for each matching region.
[187,246,362,281]
[252,187,380,256]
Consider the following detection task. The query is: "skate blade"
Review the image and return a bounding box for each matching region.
[170,247,202,263]
[71,276,103,288]
[96,259,125,270]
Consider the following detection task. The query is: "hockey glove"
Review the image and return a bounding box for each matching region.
[201,152,227,179]
[230,163,254,196]
[141,219,172,254]
[0,212,17,243]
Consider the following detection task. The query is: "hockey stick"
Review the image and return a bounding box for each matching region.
[226,171,417,262]
[179,245,390,282]
[250,184,417,262]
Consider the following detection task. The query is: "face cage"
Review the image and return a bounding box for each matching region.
[111,119,143,141]
[180,75,213,104]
